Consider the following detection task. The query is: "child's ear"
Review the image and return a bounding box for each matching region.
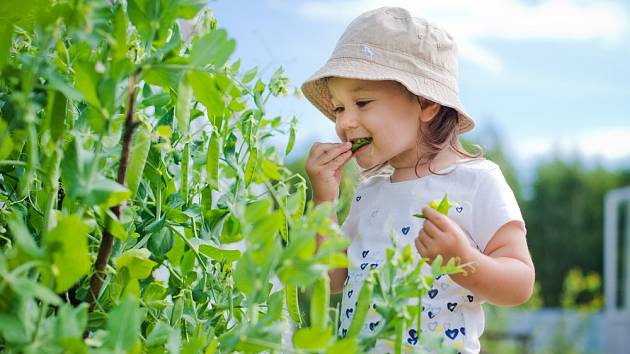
[418,97,441,123]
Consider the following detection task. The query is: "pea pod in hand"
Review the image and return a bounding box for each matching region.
[350,137,372,153]
[413,194,452,219]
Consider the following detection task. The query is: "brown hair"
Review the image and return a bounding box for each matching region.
[359,85,484,182]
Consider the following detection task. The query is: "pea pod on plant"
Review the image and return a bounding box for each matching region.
[244,146,257,186]
[292,181,306,222]
[346,273,374,338]
[285,284,302,326]
[310,275,329,330]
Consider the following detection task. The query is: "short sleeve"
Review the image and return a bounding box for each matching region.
[471,165,525,252]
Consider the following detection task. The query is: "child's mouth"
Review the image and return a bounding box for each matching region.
[350,137,373,153]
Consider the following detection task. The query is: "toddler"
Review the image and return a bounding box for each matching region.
[302,7,535,354]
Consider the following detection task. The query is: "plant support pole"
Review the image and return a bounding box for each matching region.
[87,74,140,311]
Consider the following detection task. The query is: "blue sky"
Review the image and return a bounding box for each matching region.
[210,0,630,173]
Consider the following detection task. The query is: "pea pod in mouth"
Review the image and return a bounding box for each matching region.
[351,137,372,153]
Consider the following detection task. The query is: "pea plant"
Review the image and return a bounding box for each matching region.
[0,1,463,353]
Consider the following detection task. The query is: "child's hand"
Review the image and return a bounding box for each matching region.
[414,207,474,265]
[305,142,353,204]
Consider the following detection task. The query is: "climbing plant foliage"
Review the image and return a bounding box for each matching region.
[0,1,462,353]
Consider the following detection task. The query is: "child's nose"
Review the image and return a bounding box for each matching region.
[336,111,360,130]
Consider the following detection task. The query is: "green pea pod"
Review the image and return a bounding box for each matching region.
[286,284,302,325]
[244,147,257,186]
[181,142,190,205]
[206,131,220,190]
[285,116,297,155]
[18,117,38,198]
[310,276,329,330]
[175,73,192,138]
[171,295,184,326]
[125,124,151,197]
[292,181,306,222]
[279,196,289,243]
[347,276,373,337]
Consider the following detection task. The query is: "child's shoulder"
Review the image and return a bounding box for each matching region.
[449,158,505,184]
[454,158,501,174]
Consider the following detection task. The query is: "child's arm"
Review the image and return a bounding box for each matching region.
[305,142,354,294]
[415,207,535,306]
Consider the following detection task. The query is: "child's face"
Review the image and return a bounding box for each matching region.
[328,77,425,169]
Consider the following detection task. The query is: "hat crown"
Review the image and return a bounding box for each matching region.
[299,6,475,134]
[333,7,459,76]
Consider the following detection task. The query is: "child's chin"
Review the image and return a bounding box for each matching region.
[355,156,382,170]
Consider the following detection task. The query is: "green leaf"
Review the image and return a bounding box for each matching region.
[0,23,11,71]
[260,158,281,181]
[199,244,241,263]
[437,194,452,215]
[146,321,173,347]
[327,338,358,354]
[0,314,28,345]
[106,209,128,241]
[45,214,91,293]
[6,211,44,259]
[190,29,235,69]
[115,248,157,279]
[105,296,144,352]
[42,67,84,102]
[0,120,13,160]
[177,0,207,19]
[112,4,128,61]
[11,277,62,305]
[190,71,225,117]
[87,177,132,208]
[74,61,100,108]
[143,63,185,91]
[219,214,243,244]
[55,303,88,347]
[248,210,282,244]
[206,131,220,190]
[233,254,256,296]
[125,124,151,197]
[292,327,331,351]
[431,254,443,276]
[242,66,257,84]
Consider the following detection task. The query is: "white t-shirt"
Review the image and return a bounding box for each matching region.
[338,159,525,354]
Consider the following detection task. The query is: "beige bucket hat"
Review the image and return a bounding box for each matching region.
[301,6,474,133]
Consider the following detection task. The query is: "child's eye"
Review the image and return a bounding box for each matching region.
[356,100,371,108]
[333,106,344,113]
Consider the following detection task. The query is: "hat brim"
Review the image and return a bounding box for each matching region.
[301,57,475,134]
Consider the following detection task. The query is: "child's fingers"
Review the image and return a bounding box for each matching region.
[422,220,444,240]
[422,207,449,230]
[328,150,352,170]
[414,235,428,256]
[314,142,351,164]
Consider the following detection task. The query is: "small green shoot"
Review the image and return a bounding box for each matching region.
[413,194,452,219]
